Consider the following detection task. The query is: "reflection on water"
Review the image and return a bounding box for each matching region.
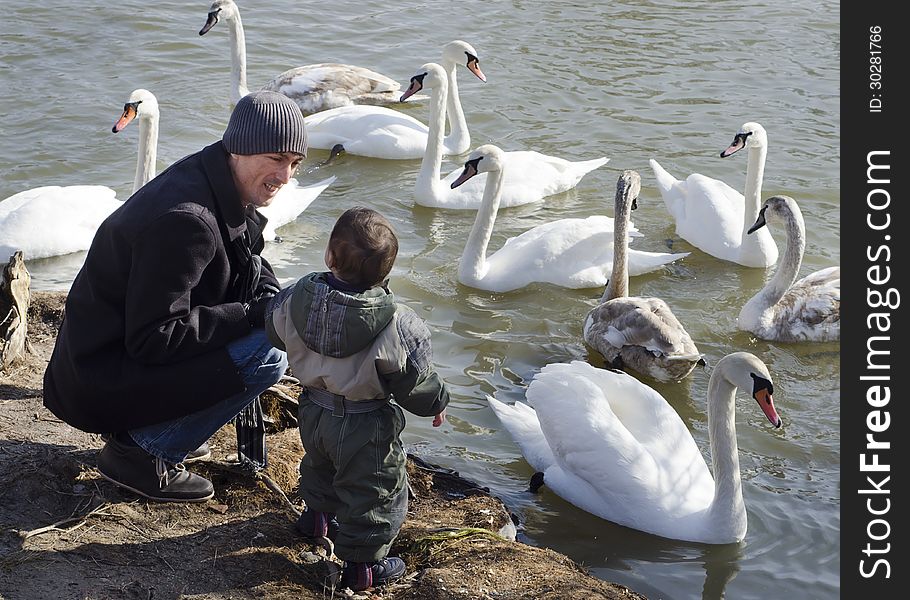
[2,1,839,599]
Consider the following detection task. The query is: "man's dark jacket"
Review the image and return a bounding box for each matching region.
[43,141,279,433]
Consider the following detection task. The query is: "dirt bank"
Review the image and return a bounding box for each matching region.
[0,290,646,600]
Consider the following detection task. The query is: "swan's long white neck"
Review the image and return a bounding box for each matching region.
[415,72,449,201]
[443,59,469,154]
[743,207,805,318]
[132,112,159,194]
[705,364,747,538]
[226,12,250,104]
[603,188,632,302]
[460,165,503,284]
[739,143,767,250]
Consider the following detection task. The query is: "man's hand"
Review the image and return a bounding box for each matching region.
[244,294,273,328]
[432,409,446,428]
[254,281,280,298]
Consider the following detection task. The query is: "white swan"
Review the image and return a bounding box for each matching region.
[650,122,779,268]
[403,63,608,209]
[487,353,782,544]
[199,0,419,112]
[739,195,840,342]
[112,88,335,242]
[112,88,160,194]
[0,185,121,261]
[256,178,335,242]
[450,145,689,292]
[0,90,159,260]
[583,170,704,382]
[302,43,486,160]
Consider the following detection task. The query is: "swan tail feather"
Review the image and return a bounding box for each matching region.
[486,395,555,473]
[628,250,690,275]
[649,158,685,219]
[573,157,609,179]
[649,159,676,193]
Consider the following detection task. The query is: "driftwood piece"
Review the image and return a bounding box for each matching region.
[0,251,32,371]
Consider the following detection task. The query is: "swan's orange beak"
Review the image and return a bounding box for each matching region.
[754,388,782,428]
[112,102,140,134]
[467,57,486,82]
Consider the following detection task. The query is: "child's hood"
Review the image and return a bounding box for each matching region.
[289,272,396,358]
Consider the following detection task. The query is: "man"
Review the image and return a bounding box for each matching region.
[43,91,307,502]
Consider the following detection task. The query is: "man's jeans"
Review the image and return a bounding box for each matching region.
[129,329,288,464]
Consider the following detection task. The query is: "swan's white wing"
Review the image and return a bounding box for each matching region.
[488,391,635,526]
[258,176,336,241]
[673,174,744,251]
[626,248,690,276]
[435,152,608,209]
[0,185,121,260]
[650,158,746,250]
[650,158,780,268]
[482,216,617,290]
[496,151,608,201]
[303,105,429,159]
[486,395,555,473]
[526,361,714,529]
[478,217,683,291]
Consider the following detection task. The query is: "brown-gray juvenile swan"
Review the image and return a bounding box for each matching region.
[199,0,440,113]
[738,195,840,342]
[583,170,704,382]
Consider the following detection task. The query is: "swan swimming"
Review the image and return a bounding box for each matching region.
[401,62,607,209]
[0,185,121,261]
[449,145,689,292]
[302,42,486,159]
[738,195,840,342]
[650,122,779,268]
[112,88,160,194]
[112,89,335,242]
[199,0,417,112]
[487,352,782,544]
[0,90,161,260]
[583,170,704,382]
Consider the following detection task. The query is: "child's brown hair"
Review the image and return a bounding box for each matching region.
[326,207,399,288]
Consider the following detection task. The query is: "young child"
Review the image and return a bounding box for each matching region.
[265,206,450,591]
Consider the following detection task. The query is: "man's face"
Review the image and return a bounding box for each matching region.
[229,152,304,209]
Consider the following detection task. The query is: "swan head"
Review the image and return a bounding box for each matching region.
[450,144,505,188]
[442,40,486,82]
[747,195,802,235]
[720,121,767,158]
[199,0,239,35]
[112,89,159,133]
[716,352,782,428]
[400,62,447,102]
[616,170,641,211]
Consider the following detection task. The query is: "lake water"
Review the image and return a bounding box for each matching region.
[0,1,840,598]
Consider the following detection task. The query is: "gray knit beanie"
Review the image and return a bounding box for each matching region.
[222,90,307,156]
